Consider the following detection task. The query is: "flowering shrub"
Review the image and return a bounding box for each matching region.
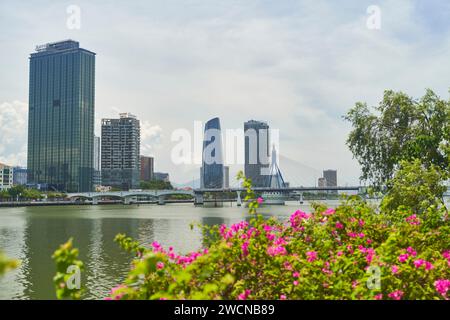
[107,176,449,300]
[52,238,84,299]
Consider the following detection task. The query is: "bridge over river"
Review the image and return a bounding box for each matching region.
[67,186,363,205]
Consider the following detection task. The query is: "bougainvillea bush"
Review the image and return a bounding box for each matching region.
[108,193,449,300]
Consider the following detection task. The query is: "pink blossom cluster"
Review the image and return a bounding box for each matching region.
[306,251,318,262]
[406,214,421,226]
[398,246,417,263]
[413,259,434,270]
[237,289,251,300]
[267,245,287,256]
[105,285,127,300]
[220,221,249,240]
[358,245,376,265]
[289,210,311,229]
[150,241,208,267]
[322,208,336,216]
[388,290,404,300]
[434,279,450,299]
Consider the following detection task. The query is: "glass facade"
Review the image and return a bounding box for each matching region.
[244,120,270,187]
[27,40,95,192]
[202,117,224,189]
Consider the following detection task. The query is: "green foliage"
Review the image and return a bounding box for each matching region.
[0,251,19,276]
[345,89,450,186]
[52,238,84,300]
[24,188,44,200]
[140,180,173,190]
[114,234,146,257]
[0,189,9,200]
[381,159,447,215]
[47,192,66,199]
[0,187,43,200]
[236,170,260,214]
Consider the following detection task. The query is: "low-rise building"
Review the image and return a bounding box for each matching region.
[0,163,14,190]
[154,172,169,182]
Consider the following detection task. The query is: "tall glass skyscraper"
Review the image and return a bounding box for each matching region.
[201,117,224,189]
[27,40,95,192]
[244,120,270,187]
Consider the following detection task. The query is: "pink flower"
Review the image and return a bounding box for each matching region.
[425,261,434,270]
[237,289,251,300]
[293,272,300,278]
[443,250,450,260]
[257,197,264,204]
[306,251,318,262]
[359,219,365,227]
[280,294,287,300]
[398,254,409,263]
[335,222,344,229]
[323,208,335,216]
[290,210,311,228]
[267,245,287,256]
[241,241,249,256]
[434,279,450,298]
[413,259,424,268]
[293,280,299,286]
[406,214,420,225]
[156,261,164,270]
[406,247,417,257]
[374,294,383,300]
[391,265,399,274]
[337,251,344,257]
[266,233,276,241]
[388,290,404,300]
[283,261,292,271]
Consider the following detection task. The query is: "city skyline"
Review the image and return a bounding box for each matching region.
[1,1,450,186]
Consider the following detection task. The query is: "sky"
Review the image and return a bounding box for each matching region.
[0,0,449,186]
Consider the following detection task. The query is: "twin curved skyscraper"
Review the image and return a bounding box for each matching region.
[201,117,224,189]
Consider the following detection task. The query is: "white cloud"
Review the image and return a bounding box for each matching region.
[141,122,163,156]
[0,101,28,167]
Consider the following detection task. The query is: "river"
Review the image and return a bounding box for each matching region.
[0,201,340,300]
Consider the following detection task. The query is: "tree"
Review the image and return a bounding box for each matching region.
[380,159,447,215]
[0,189,10,201]
[8,185,26,199]
[23,188,43,200]
[140,180,173,190]
[345,89,450,186]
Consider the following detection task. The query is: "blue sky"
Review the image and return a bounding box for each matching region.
[0,0,449,185]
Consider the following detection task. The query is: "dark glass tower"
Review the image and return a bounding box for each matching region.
[244,120,270,187]
[201,117,224,189]
[27,40,95,192]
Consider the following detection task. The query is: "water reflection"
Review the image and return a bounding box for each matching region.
[0,202,314,299]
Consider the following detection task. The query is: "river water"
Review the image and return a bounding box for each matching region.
[0,201,339,300]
